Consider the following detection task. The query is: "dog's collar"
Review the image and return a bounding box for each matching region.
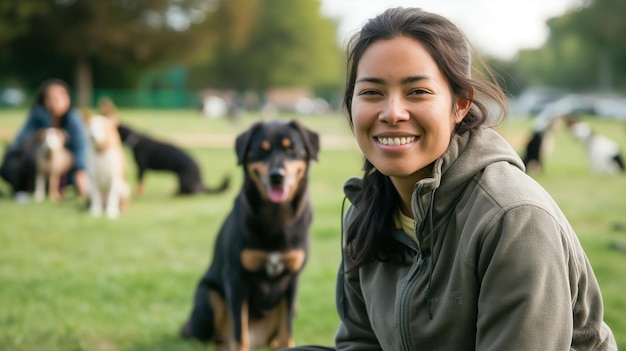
[124,132,141,148]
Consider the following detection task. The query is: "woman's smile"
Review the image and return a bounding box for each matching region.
[351,35,463,182]
[375,134,418,148]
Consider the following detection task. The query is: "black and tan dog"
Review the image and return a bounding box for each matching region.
[180,120,319,351]
[117,124,230,196]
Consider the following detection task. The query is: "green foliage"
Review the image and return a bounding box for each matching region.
[0,0,49,48]
[0,110,625,350]
[190,0,343,91]
[514,0,626,91]
[484,56,526,97]
[0,0,216,89]
[0,0,344,101]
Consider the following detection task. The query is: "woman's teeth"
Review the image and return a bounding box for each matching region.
[377,136,416,145]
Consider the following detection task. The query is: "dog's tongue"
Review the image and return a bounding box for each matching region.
[268,186,288,203]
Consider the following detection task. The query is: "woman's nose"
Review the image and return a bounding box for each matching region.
[379,97,410,125]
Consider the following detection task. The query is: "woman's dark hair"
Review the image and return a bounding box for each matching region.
[33,78,71,108]
[343,7,509,269]
[32,78,72,128]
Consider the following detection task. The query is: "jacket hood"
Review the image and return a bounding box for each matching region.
[426,127,524,213]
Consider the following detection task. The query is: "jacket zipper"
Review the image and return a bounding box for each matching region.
[399,254,426,351]
[399,184,427,351]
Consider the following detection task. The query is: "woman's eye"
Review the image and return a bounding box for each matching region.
[409,89,429,95]
[358,90,380,96]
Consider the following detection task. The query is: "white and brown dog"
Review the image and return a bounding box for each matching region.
[84,113,130,219]
[34,128,74,202]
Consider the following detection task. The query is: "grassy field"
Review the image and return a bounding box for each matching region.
[0,108,624,350]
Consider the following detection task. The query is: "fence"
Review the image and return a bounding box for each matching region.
[0,88,204,109]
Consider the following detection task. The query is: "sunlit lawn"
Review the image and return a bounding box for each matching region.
[0,108,624,350]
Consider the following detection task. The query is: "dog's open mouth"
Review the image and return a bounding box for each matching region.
[268,185,289,203]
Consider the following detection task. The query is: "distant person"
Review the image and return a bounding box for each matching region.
[0,79,89,202]
[281,6,616,351]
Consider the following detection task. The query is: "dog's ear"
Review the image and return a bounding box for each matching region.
[289,120,320,161]
[97,96,118,117]
[235,122,262,165]
[81,108,92,123]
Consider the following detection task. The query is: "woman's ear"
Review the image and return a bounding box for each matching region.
[454,87,474,123]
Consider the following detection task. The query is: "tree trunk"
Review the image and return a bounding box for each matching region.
[75,56,93,108]
[598,48,612,93]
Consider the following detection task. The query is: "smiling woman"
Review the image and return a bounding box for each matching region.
[281,6,617,351]
[350,36,471,190]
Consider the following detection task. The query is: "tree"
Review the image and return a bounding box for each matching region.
[1,0,345,107]
[0,0,218,107]
[188,0,343,93]
[559,0,626,91]
[512,0,626,92]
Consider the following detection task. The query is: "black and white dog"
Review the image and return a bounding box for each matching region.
[567,120,624,175]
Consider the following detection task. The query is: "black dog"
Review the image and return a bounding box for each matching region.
[117,124,229,196]
[180,120,319,350]
[522,130,544,171]
[0,135,40,196]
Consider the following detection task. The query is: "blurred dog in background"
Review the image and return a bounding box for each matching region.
[84,112,130,219]
[116,123,230,196]
[98,97,229,196]
[566,116,625,175]
[34,128,73,202]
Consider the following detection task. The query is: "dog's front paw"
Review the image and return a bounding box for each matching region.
[106,207,120,219]
[179,321,193,339]
[34,191,45,202]
[49,191,61,203]
[90,205,103,217]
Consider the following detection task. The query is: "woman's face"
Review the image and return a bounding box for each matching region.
[44,84,71,118]
[351,36,470,184]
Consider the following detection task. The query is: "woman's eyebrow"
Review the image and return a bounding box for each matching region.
[401,75,433,84]
[355,77,384,84]
[355,75,433,85]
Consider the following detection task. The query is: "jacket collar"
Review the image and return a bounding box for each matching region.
[413,127,524,223]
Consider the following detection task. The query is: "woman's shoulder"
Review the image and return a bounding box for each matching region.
[28,104,50,121]
[65,108,83,121]
[466,163,573,250]
[61,108,86,128]
[477,162,559,213]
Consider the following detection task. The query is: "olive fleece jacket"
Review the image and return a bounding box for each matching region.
[335,128,617,351]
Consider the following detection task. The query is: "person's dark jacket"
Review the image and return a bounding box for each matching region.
[336,128,617,350]
[13,105,86,171]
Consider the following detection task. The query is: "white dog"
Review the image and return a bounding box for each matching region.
[34,128,74,202]
[84,114,130,219]
[569,121,625,175]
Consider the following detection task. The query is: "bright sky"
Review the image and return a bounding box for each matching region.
[319,0,582,59]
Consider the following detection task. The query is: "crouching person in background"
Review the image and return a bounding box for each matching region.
[0,79,89,203]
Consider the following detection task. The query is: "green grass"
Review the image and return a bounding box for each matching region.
[0,109,624,350]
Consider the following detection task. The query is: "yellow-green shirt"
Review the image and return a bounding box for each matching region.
[393,209,415,242]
